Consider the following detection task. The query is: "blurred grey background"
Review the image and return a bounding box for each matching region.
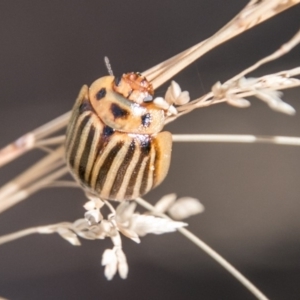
[0,1,300,299]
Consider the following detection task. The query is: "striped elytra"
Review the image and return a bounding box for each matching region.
[65,73,172,201]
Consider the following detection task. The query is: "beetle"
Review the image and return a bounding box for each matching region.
[65,72,172,201]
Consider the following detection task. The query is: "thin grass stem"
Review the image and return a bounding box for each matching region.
[146,0,300,89]
[227,30,300,83]
[45,181,80,189]
[35,135,66,147]
[2,132,300,214]
[0,113,70,168]
[0,146,65,212]
[172,134,300,146]
[0,222,74,246]
[135,197,269,300]
[0,166,69,214]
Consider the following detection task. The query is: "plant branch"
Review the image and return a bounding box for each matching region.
[0,113,70,168]
[144,0,300,89]
[227,29,300,84]
[172,134,300,146]
[0,146,66,213]
[0,222,74,246]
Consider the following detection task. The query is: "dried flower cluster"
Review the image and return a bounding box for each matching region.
[29,194,203,280]
[153,81,190,116]
[172,31,300,120]
[213,73,298,115]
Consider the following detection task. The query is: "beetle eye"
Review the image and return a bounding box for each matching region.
[96,88,106,100]
[143,95,153,102]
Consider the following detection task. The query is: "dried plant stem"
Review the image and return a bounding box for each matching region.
[0,146,66,213]
[177,227,268,300]
[174,57,300,119]
[2,132,300,214]
[0,166,68,214]
[144,0,300,83]
[0,195,269,299]
[35,135,66,147]
[135,197,268,300]
[167,69,300,122]
[0,227,51,245]
[173,134,300,146]
[45,181,80,188]
[228,30,300,83]
[0,222,74,246]
[144,0,300,89]
[33,112,71,141]
[0,146,64,197]
[0,113,69,168]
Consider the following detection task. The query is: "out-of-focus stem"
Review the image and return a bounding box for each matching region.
[0,146,65,213]
[0,113,69,168]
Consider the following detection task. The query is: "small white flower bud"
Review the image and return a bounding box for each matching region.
[84,209,103,225]
[168,197,204,220]
[154,193,177,213]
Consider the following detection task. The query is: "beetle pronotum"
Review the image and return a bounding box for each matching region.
[65,73,172,201]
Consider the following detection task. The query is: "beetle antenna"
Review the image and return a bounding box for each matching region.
[104,56,114,76]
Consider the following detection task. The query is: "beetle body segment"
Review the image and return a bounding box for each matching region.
[89,76,165,134]
[65,74,172,201]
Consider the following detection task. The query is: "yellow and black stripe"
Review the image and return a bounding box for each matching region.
[65,85,172,201]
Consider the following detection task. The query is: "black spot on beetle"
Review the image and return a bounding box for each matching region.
[141,113,151,127]
[96,88,106,100]
[103,125,114,137]
[110,103,129,119]
[79,99,92,112]
[140,135,151,155]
